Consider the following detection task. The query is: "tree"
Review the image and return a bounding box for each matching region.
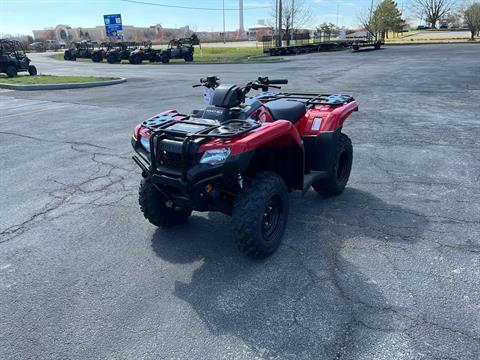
[360,0,403,39]
[411,0,456,28]
[317,22,338,41]
[272,0,313,46]
[464,2,480,40]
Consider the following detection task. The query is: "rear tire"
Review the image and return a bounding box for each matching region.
[312,133,353,196]
[232,172,289,259]
[139,179,192,227]
[91,52,102,62]
[184,53,193,62]
[5,66,17,77]
[161,54,170,63]
[28,65,37,76]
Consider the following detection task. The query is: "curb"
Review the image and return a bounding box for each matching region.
[0,77,127,91]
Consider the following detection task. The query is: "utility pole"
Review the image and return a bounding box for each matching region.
[223,0,226,44]
[291,0,294,45]
[275,0,278,45]
[278,0,282,47]
[336,3,339,28]
[369,0,374,39]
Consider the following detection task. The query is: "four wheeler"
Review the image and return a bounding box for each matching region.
[90,42,110,63]
[0,39,37,77]
[129,43,160,64]
[106,42,137,64]
[63,41,95,61]
[159,37,196,63]
[131,76,358,259]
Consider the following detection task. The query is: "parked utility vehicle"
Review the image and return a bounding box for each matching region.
[131,77,357,258]
[0,39,37,77]
[159,37,196,63]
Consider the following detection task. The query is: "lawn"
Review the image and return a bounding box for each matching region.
[0,74,118,84]
[50,46,280,64]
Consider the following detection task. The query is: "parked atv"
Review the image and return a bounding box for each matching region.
[90,43,110,63]
[129,43,160,64]
[131,77,357,259]
[0,39,37,77]
[159,37,196,63]
[63,41,95,61]
[106,42,137,64]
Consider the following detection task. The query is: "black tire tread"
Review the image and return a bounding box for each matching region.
[139,179,191,227]
[232,172,288,259]
[312,133,353,196]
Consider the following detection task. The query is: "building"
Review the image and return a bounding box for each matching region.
[247,20,274,41]
[32,24,193,43]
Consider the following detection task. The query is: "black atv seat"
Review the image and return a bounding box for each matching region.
[265,100,306,124]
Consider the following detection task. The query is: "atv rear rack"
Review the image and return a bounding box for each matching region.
[142,118,261,183]
[258,92,355,107]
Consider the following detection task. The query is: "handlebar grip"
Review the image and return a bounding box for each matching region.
[268,79,288,85]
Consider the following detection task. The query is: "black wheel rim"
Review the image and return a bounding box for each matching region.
[336,151,349,183]
[262,195,282,241]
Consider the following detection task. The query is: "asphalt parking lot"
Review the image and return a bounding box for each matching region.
[1,44,479,360]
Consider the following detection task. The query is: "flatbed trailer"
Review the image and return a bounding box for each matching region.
[351,34,384,51]
[265,40,353,56]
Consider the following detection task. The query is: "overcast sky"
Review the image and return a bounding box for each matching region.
[0,0,413,35]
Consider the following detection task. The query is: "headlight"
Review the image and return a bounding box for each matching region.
[200,148,231,166]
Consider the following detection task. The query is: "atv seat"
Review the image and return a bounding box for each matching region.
[265,100,306,124]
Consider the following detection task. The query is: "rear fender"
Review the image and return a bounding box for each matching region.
[299,100,358,136]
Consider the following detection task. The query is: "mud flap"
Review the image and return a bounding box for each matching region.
[303,128,341,174]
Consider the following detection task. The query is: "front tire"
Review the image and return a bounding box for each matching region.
[139,179,192,227]
[232,172,289,259]
[312,133,353,196]
[28,65,37,76]
[107,53,119,64]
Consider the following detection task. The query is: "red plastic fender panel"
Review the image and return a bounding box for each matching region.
[199,120,302,156]
[297,101,358,136]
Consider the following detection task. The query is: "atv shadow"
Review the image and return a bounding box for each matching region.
[151,188,428,358]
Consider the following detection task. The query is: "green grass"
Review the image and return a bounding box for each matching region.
[0,74,117,84]
[193,46,264,62]
[50,46,281,64]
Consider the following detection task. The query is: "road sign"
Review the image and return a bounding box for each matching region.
[104,14,123,38]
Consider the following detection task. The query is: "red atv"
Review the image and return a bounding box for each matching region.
[132,77,358,259]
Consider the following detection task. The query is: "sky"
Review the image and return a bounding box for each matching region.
[0,0,412,36]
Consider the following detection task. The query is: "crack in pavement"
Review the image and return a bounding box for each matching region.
[0,142,137,244]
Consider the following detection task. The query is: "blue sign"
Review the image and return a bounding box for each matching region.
[104,14,123,38]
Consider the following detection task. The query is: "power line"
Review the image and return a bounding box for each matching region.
[119,0,269,11]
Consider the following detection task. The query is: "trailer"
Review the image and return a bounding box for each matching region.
[350,33,384,51]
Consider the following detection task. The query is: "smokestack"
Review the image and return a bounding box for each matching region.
[239,0,244,33]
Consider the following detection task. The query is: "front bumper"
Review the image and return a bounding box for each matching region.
[131,137,253,212]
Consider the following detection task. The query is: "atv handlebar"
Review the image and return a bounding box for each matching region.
[268,79,288,85]
[193,76,220,89]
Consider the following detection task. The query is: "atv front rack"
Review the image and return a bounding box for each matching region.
[256,92,355,107]
[141,118,261,183]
